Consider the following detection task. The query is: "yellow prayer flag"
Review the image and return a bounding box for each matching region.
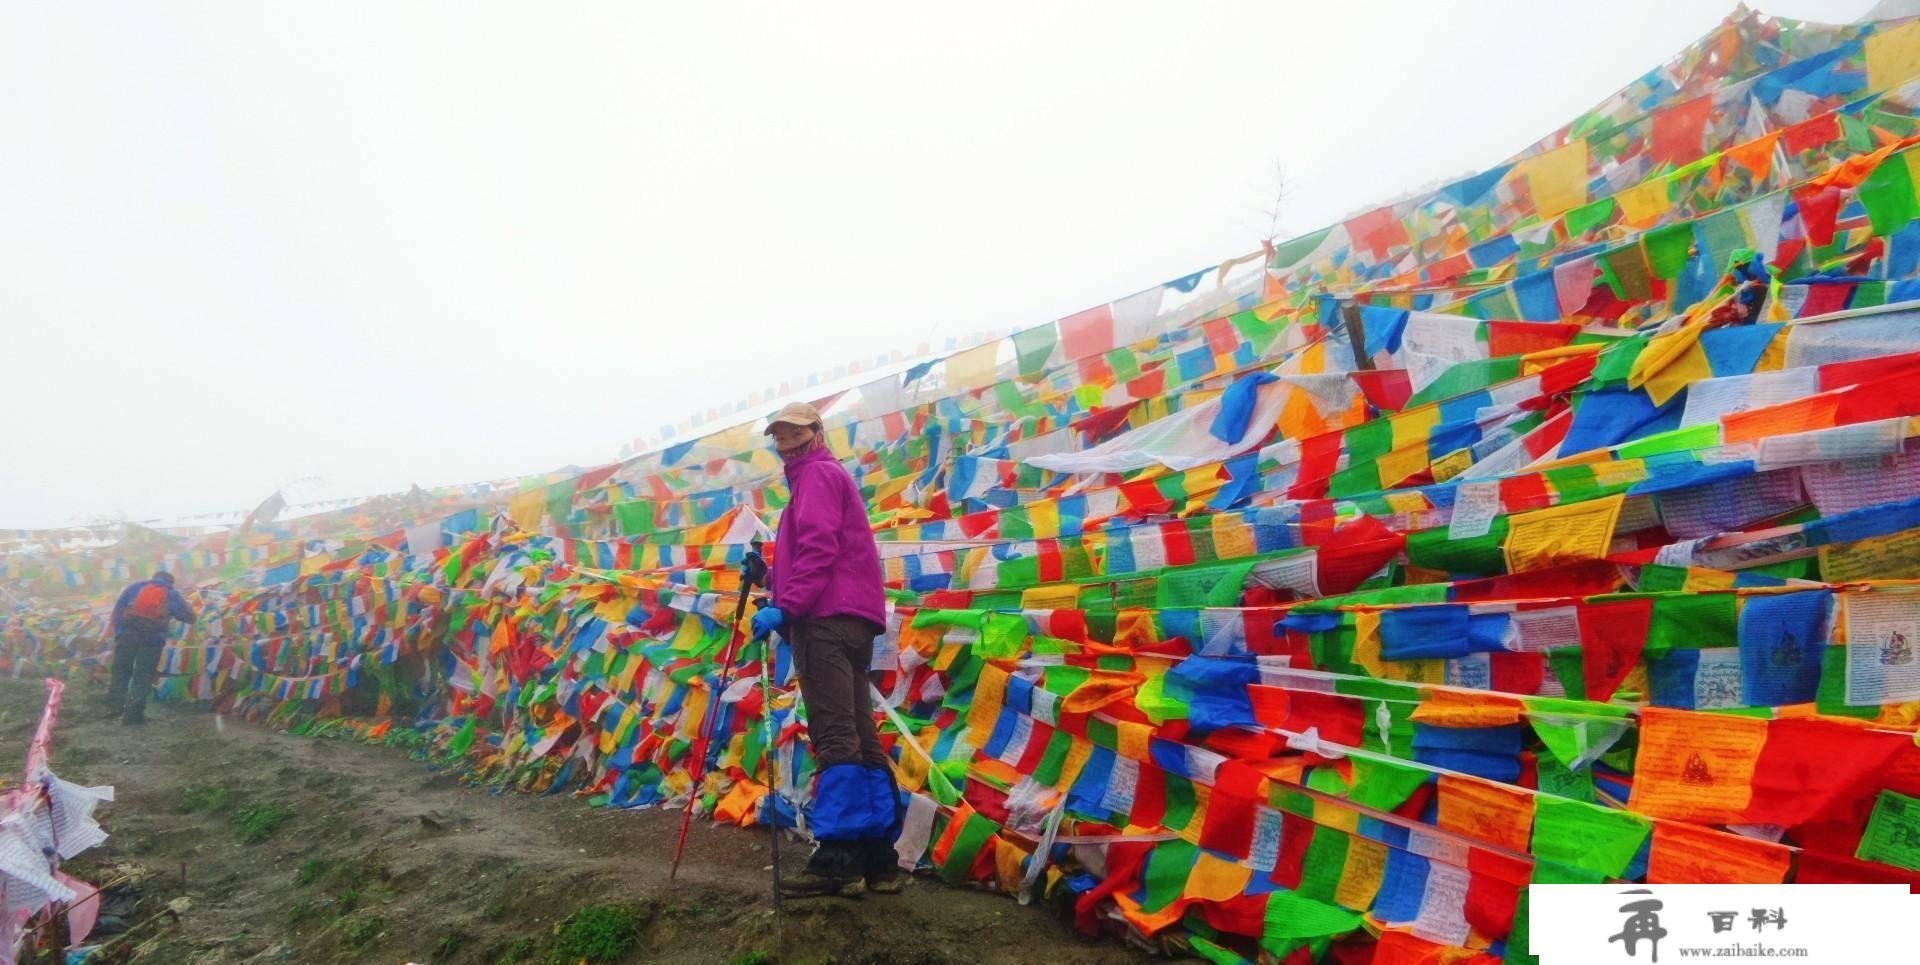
[1384,658,1447,685]
[1351,610,1385,677]
[966,663,1009,740]
[1615,177,1673,227]
[1211,516,1257,560]
[994,839,1032,894]
[709,423,757,455]
[1383,491,1429,515]
[1627,322,1712,406]
[1503,493,1625,573]
[1589,459,1646,490]
[508,489,545,533]
[1682,567,1738,592]
[945,342,1001,390]
[1336,837,1388,910]
[675,688,710,740]
[1389,406,1441,450]
[1315,793,1361,833]
[1028,500,1062,539]
[1115,719,1154,761]
[1868,18,1920,92]
[1431,448,1473,482]
[1019,583,1082,611]
[1181,851,1253,902]
[1522,140,1590,219]
[1298,340,1327,374]
[1375,442,1432,490]
[871,475,914,505]
[1820,528,1920,582]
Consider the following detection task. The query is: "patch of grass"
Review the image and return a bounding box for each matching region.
[335,887,361,913]
[546,904,645,964]
[435,930,469,960]
[288,900,323,925]
[342,915,385,950]
[57,745,100,768]
[231,803,292,844]
[179,784,233,814]
[731,953,774,965]
[500,936,536,963]
[295,857,330,886]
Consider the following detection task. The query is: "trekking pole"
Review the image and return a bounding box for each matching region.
[668,543,766,881]
[752,584,786,949]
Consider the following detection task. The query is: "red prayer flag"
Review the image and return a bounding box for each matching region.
[1346,205,1410,261]
[1782,111,1842,155]
[1650,95,1714,165]
[1577,597,1653,701]
[1059,305,1117,360]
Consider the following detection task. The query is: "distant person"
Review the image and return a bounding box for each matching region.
[751,402,902,897]
[105,571,196,725]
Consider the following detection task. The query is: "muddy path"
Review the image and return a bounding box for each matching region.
[0,680,1161,964]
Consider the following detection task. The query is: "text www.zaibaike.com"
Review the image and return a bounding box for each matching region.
[1675,943,1811,957]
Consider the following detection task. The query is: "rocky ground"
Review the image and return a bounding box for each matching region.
[0,678,1163,964]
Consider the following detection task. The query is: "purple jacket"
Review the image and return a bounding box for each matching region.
[771,446,887,629]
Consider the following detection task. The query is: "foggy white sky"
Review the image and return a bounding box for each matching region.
[0,1,1873,528]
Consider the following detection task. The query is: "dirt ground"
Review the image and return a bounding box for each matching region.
[0,679,1167,965]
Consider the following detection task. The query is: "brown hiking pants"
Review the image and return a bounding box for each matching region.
[790,615,888,769]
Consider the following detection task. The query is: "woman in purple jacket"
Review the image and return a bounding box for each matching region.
[751,402,902,897]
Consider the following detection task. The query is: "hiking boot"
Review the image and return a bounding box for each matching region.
[777,841,864,898]
[863,840,903,895]
[121,709,147,726]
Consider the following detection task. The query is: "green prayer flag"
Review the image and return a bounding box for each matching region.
[1141,838,1198,912]
[1599,244,1655,301]
[978,612,1030,659]
[1295,829,1349,903]
[1646,594,1735,657]
[1643,222,1696,279]
[1531,796,1651,878]
[938,811,1001,885]
[447,716,478,757]
[1859,149,1919,236]
[1615,422,1721,458]
[1530,714,1631,773]
[1565,197,1617,237]
[1162,772,1198,831]
[1546,647,1586,699]
[1262,890,1363,946]
[1856,789,1920,871]
[1505,889,1539,964]
[1347,757,1429,811]
[1536,754,1597,804]
[612,500,657,536]
[1188,935,1251,965]
[1013,324,1059,377]
[1272,226,1334,269]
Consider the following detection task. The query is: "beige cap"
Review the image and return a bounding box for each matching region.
[762,401,823,434]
